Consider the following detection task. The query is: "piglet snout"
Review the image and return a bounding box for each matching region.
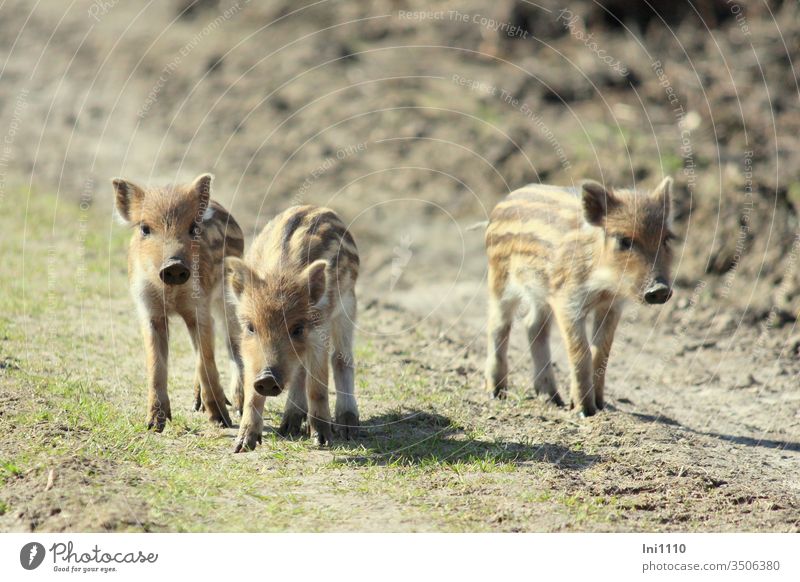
[644,278,672,304]
[159,258,190,286]
[253,368,282,397]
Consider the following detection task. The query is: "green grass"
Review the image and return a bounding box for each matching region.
[0,461,22,484]
[1,189,564,531]
[1,187,776,533]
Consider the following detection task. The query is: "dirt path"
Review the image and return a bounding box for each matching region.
[0,191,797,532]
[356,284,800,531]
[1,0,799,532]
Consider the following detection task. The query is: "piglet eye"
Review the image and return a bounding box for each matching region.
[190,224,201,237]
[290,324,305,339]
[244,322,255,335]
[618,236,633,251]
[140,224,151,237]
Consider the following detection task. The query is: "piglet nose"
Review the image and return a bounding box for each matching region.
[159,259,190,286]
[644,280,672,304]
[253,368,282,397]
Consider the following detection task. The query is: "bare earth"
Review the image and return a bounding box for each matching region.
[0,0,799,531]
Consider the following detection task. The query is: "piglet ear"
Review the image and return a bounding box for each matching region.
[225,257,250,302]
[580,180,616,226]
[112,178,145,223]
[191,173,213,209]
[651,176,673,215]
[304,259,328,307]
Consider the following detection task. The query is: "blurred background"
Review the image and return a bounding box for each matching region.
[1,0,798,329]
[1,0,800,534]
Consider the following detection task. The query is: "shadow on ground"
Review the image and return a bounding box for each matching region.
[326,410,600,469]
[631,412,800,453]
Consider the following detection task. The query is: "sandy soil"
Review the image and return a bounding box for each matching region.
[0,0,798,531]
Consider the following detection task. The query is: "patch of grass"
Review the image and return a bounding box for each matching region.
[2,189,787,533]
[520,490,621,526]
[662,152,684,176]
[476,102,501,125]
[0,460,22,484]
[355,340,376,362]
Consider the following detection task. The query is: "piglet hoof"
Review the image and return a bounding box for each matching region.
[577,405,597,419]
[548,393,565,408]
[335,411,360,440]
[233,431,262,453]
[595,397,605,411]
[310,418,333,447]
[492,386,508,400]
[278,411,306,438]
[146,406,172,433]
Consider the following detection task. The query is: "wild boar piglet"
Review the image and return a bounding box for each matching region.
[226,205,360,452]
[484,177,675,416]
[113,173,244,431]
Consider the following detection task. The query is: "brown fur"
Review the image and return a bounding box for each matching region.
[227,205,360,452]
[484,178,675,416]
[113,173,244,431]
